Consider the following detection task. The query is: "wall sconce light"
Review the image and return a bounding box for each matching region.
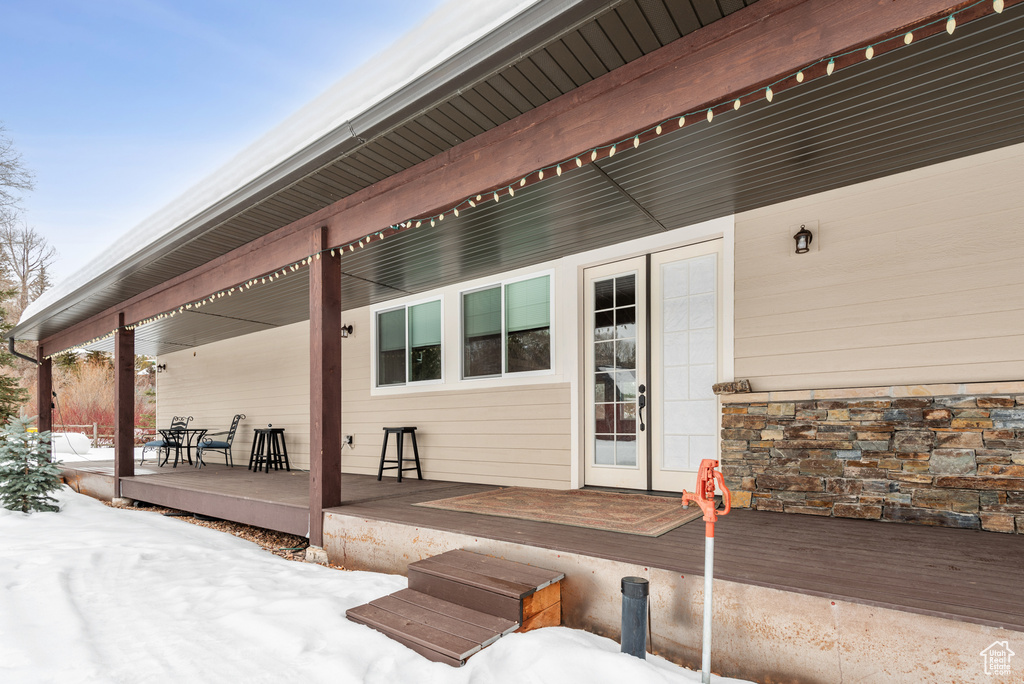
[341,325,353,338]
[793,224,813,254]
[156,364,167,373]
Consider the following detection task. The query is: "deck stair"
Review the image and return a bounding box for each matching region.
[346,549,565,666]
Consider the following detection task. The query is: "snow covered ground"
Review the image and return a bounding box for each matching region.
[0,488,753,684]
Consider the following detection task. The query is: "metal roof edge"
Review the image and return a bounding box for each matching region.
[15,0,619,342]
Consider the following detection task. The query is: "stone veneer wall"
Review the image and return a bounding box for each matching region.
[719,382,1024,533]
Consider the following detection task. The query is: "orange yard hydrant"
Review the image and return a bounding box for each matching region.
[681,459,732,684]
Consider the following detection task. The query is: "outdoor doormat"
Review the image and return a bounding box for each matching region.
[414,488,702,537]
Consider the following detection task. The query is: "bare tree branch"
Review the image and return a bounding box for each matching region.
[0,124,34,215]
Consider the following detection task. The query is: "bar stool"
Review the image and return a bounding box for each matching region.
[378,427,422,482]
[249,426,290,473]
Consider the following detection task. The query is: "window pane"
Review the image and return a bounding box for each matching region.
[506,328,550,373]
[463,287,501,378]
[409,301,441,348]
[505,276,550,373]
[408,301,442,383]
[377,309,405,386]
[506,276,550,332]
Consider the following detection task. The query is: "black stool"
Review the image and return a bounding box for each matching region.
[249,426,290,473]
[378,427,422,482]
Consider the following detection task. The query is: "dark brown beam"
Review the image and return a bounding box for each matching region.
[36,346,52,433]
[114,314,135,490]
[309,226,342,547]
[41,0,974,354]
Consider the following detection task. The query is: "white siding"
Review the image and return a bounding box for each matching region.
[157,312,572,487]
[156,323,311,468]
[735,143,1024,390]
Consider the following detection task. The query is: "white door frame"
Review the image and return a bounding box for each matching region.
[564,216,735,489]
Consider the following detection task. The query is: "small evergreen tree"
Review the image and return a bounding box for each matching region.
[0,415,60,513]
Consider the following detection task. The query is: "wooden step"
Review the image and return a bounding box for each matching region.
[408,549,564,623]
[347,550,564,666]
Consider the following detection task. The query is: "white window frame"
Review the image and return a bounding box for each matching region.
[373,296,445,389]
[459,269,555,381]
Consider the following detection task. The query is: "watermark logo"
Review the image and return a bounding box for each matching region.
[980,641,1015,677]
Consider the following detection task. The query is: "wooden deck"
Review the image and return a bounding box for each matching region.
[63,462,1024,633]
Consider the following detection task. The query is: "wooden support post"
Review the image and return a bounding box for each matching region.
[36,346,52,433]
[309,227,342,548]
[114,314,135,488]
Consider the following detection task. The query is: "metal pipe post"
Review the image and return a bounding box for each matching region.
[620,576,649,658]
[702,535,714,684]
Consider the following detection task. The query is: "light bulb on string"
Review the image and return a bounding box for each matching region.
[609,144,616,157]
[415,221,422,227]
[827,59,836,75]
[678,116,685,127]
[995,0,1004,13]
[469,198,476,207]
[430,219,435,227]
[656,124,662,135]
[556,164,562,176]
[946,16,956,34]
[765,86,773,102]
[520,178,526,187]
[904,32,913,45]
[796,71,804,83]
[733,99,741,110]
[590,150,597,162]
[493,192,499,203]
[575,157,582,168]
[509,186,514,197]
[865,45,874,60]
[633,136,639,149]
[706,109,713,123]
[538,169,544,180]
[454,208,459,217]
[438,212,444,221]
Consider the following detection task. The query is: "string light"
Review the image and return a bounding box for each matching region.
[53,0,1016,357]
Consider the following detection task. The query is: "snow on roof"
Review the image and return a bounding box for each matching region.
[21,0,539,325]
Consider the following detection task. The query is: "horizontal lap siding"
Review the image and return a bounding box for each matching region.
[340,306,572,488]
[156,323,311,468]
[158,312,572,488]
[734,143,1024,391]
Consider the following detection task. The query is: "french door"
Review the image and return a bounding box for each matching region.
[583,241,722,492]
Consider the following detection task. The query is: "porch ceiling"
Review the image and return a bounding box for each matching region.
[83,8,1024,356]
[19,0,759,346]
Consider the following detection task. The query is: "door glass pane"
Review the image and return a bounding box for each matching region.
[592,273,639,468]
[661,254,717,471]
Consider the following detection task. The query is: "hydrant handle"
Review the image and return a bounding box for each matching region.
[713,468,731,515]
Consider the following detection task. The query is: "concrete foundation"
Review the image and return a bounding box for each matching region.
[324,511,1021,684]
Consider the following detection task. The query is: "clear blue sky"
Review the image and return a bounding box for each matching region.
[0,0,445,283]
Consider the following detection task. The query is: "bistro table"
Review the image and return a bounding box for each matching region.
[158,427,207,468]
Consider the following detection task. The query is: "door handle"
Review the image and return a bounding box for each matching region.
[637,384,646,432]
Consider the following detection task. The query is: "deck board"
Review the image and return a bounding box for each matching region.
[64,462,1024,632]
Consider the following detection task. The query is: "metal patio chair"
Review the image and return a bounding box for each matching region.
[195,414,245,468]
[141,415,192,465]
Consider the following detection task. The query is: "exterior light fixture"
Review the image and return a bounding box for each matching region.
[793,224,813,254]
[156,364,167,373]
[340,324,353,338]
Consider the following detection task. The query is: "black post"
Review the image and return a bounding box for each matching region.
[621,576,649,658]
